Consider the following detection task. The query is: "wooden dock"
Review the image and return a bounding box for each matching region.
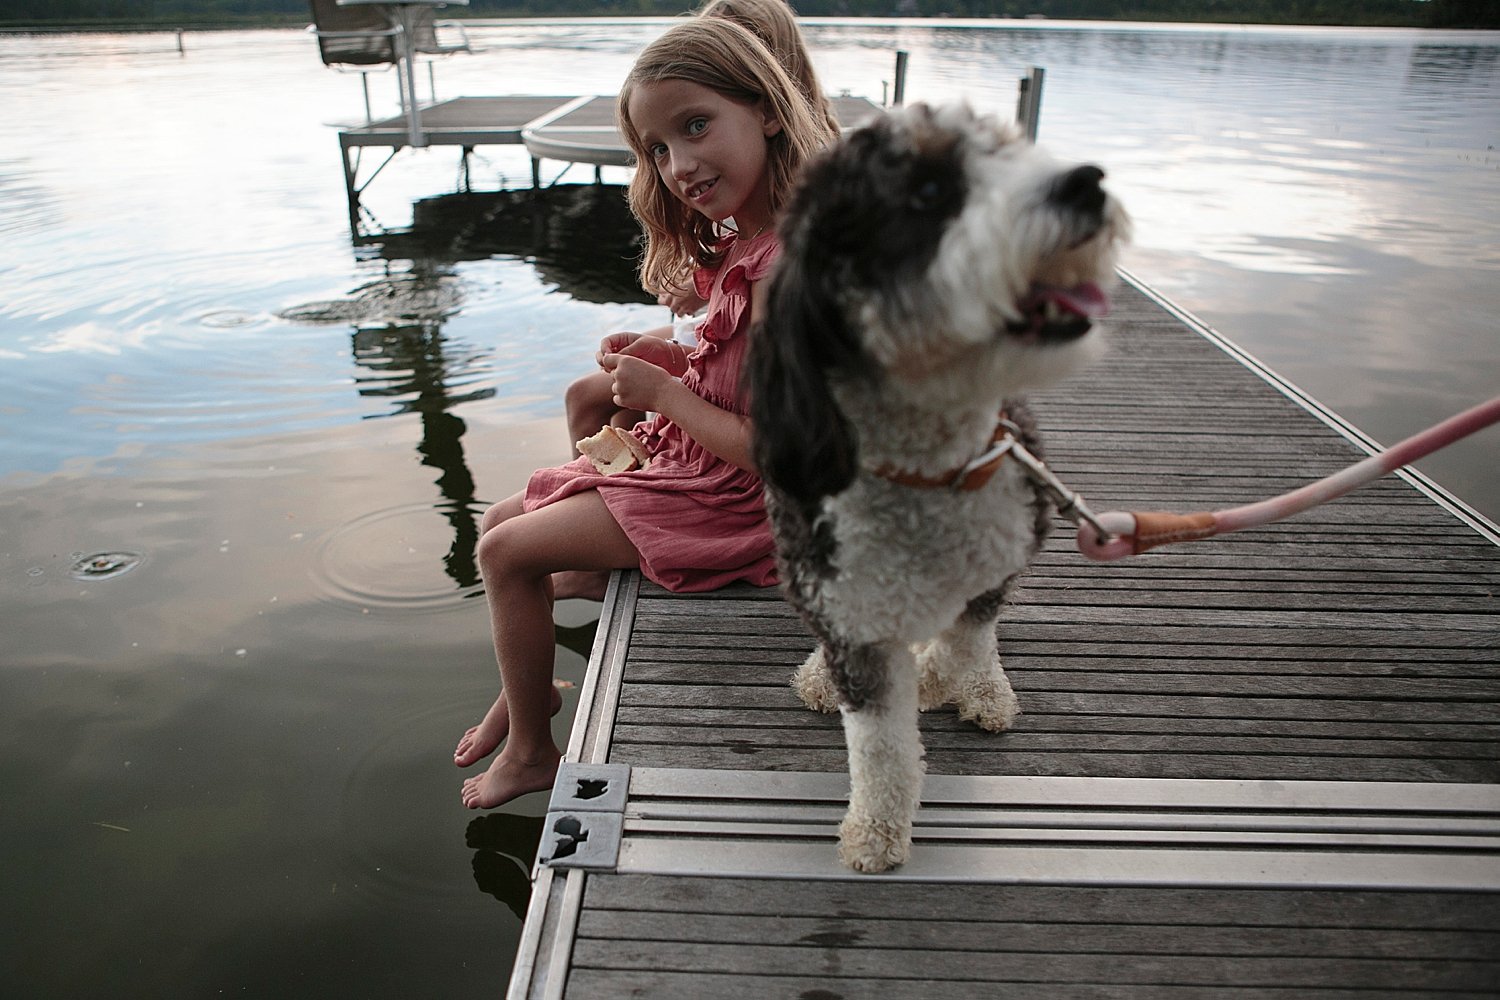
[507,274,1500,998]
[337,94,884,237]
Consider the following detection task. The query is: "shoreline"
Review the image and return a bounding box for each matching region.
[7,12,1485,34]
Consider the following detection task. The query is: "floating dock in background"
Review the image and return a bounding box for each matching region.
[508,273,1500,999]
[337,93,885,237]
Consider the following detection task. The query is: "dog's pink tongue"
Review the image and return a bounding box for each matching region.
[1048,281,1110,318]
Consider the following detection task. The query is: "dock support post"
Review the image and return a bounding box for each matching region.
[1016,66,1044,141]
[892,50,909,106]
[341,142,362,240]
[359,73,373,125]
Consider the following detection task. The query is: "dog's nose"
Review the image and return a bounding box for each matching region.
[1049,165,1106,214]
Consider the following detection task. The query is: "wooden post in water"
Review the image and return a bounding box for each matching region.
[1016,66,1044,141]
[892,50,908,106]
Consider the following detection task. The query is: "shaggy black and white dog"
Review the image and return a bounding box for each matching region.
[749,103,1129,873]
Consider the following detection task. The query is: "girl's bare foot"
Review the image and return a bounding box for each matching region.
[461,746,562,810]
[551,570,610,602]
[454,686,564,768]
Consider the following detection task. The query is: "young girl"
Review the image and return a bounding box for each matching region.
[564,0,838,451]
[456,17,836,810]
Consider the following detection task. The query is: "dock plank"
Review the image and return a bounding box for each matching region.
[563,876,1500,999]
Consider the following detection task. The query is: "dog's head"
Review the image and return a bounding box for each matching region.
[749,102,1129,506]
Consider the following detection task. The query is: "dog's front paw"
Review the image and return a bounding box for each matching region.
[791,648,840,713]
[954,671,1021,732]
[838,808,911,873]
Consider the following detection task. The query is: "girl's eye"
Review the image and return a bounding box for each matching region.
[686,117,708,136]
[649,142,668,160]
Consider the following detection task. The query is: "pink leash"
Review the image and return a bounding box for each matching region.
[1069,395,1500,562]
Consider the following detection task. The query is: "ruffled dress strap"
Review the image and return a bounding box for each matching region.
[688,232,781,363]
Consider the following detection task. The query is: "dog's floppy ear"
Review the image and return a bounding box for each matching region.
[747,245,867,508]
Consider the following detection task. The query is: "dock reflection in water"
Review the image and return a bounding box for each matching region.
[367,183,652,306]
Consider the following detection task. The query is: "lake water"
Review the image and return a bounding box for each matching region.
[2,18,1497,998]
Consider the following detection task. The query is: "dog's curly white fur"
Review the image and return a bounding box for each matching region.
[749,104,1129,873]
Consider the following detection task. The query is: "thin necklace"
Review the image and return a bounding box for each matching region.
[737,219,770,241]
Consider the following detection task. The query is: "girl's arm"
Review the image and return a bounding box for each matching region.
[659,283,708,317]
[602,279,768,474]
[626,365,754,472]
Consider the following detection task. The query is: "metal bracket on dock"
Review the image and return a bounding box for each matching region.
[538,762,630,871]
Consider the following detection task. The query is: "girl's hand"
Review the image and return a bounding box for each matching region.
[599,333,687,377]
[603,353,676,413]
[596,331,645,366]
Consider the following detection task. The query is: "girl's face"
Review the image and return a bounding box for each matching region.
[628,78,781,236]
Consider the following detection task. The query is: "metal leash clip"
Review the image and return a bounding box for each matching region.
[999,426,1116,545]
[952,434,1019,490]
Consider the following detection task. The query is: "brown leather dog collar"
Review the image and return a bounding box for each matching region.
[870,415,1020,492]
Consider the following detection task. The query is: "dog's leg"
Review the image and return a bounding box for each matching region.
[914,637,949,712]
[791,645,840,713]
[835,639,925,873]
[915,587,1020,732]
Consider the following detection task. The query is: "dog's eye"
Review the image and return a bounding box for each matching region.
[909,177,949,213]
[906,173,954,214]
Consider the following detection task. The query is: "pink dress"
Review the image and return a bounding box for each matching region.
[523,231,780,592]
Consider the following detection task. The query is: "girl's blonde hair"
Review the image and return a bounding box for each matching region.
[617,18,836,297]
[697,0,841,136]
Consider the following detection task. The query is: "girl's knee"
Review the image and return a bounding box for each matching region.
[566,372,612,422]
[481,494,525,534]
[479,493,635,583]
[565,370,609,407]
[480,503,505,534]
[477,515,557,584]
[476,518,522,581]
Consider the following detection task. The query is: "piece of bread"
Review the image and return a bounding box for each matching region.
[577,425,652,475]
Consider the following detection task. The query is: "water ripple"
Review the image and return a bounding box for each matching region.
[310,501,488,612]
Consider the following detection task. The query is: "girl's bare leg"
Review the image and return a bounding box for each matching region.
[453,497,608,766]
[566,369,645,456]
[461,490,639,809]
[453,493,529,767]
[551,570,610,601]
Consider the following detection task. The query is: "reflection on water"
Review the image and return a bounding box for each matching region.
[367,184,653,305]
[1,21,1497,1000]
[353,321,488,590]
[293,184,647,594]
[279,271,465,325]
[1407,43,1499,84]
[311,500,489,608]
[466,812,546,922]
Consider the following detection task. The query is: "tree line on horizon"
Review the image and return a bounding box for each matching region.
[3,0,1497,29]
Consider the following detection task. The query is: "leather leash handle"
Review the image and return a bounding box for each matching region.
[1077,510,1218,561]
[1076,395,1500,563]
[1129,511,1219,551]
